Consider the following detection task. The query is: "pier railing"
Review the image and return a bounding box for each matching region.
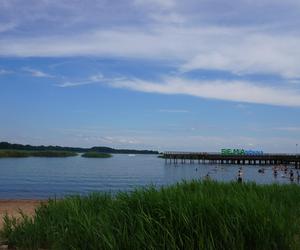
[164,151,299,156]
[162,152,300,168]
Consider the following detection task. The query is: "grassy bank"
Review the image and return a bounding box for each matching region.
[81,152,112,158]
[0,150,78,158]
[2,181,300,249]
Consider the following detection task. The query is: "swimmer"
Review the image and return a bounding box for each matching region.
[204,172,211,180]
[273,168,278,177]
[237,169,243,183]
[290,169,294,181]
[258,168,265,173]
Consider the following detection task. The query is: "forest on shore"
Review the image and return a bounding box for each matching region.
[0,142,159,155]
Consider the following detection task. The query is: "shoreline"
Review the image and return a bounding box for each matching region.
[0,200,44,229]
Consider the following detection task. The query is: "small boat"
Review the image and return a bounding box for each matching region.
[128,154,136,157]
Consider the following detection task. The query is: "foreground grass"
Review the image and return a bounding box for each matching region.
[81,152,112,158]
[2,181,300,249]
[0,150,78,158]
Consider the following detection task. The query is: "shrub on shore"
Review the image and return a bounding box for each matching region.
[81,152,112,158]
[1,181,300,249]
[0,150,77,158]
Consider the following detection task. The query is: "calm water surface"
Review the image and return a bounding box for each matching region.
[0,154,297,199]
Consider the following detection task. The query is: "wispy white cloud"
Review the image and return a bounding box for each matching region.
[22,67,53,78]
[102,76,300,107]
[1,26,300,79]
[58,74,300,107]
[58,80,94,88]
[2,0,300,31]
[179,32,300,78]
[58,73,104,87]
[1,1,300,80]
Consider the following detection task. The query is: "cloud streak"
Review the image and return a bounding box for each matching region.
[59,75,300,107]
[58,74,105,87]
[22,67,53,78]
[104,76,300,107]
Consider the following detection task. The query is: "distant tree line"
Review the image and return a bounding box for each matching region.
[0,142,159,154]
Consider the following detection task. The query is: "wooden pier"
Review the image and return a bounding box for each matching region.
[163,152,300,168]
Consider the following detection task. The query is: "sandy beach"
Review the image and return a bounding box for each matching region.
[0,200,42,229]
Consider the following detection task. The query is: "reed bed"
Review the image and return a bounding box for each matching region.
[81,152,112,158]
[2,181,300,249]
[0,150,77,158]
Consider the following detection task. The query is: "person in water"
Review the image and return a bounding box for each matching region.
[204,172,211,180]
[258,168,264,173]
[273,167,278,177]
[237,169,243,183]
[290,169,294,181]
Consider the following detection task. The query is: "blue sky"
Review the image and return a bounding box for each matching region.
[1,0,300,152]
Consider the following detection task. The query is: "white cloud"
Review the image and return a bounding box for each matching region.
[22,67,53,78]
[89,74,104,82]
[99,76,300,107]
[58,73,105,87]
[1,26,300,79]
[58,80,93,88]
[180,32,300,78]
[58,73,300,107]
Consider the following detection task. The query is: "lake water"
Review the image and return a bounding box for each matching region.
[0,154,297,199]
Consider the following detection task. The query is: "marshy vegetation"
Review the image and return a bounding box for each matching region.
[81,152,112,158]
[0,150,77,158]
[0,142,159,155]
[0,150,113,158]
[2,181,300,249]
